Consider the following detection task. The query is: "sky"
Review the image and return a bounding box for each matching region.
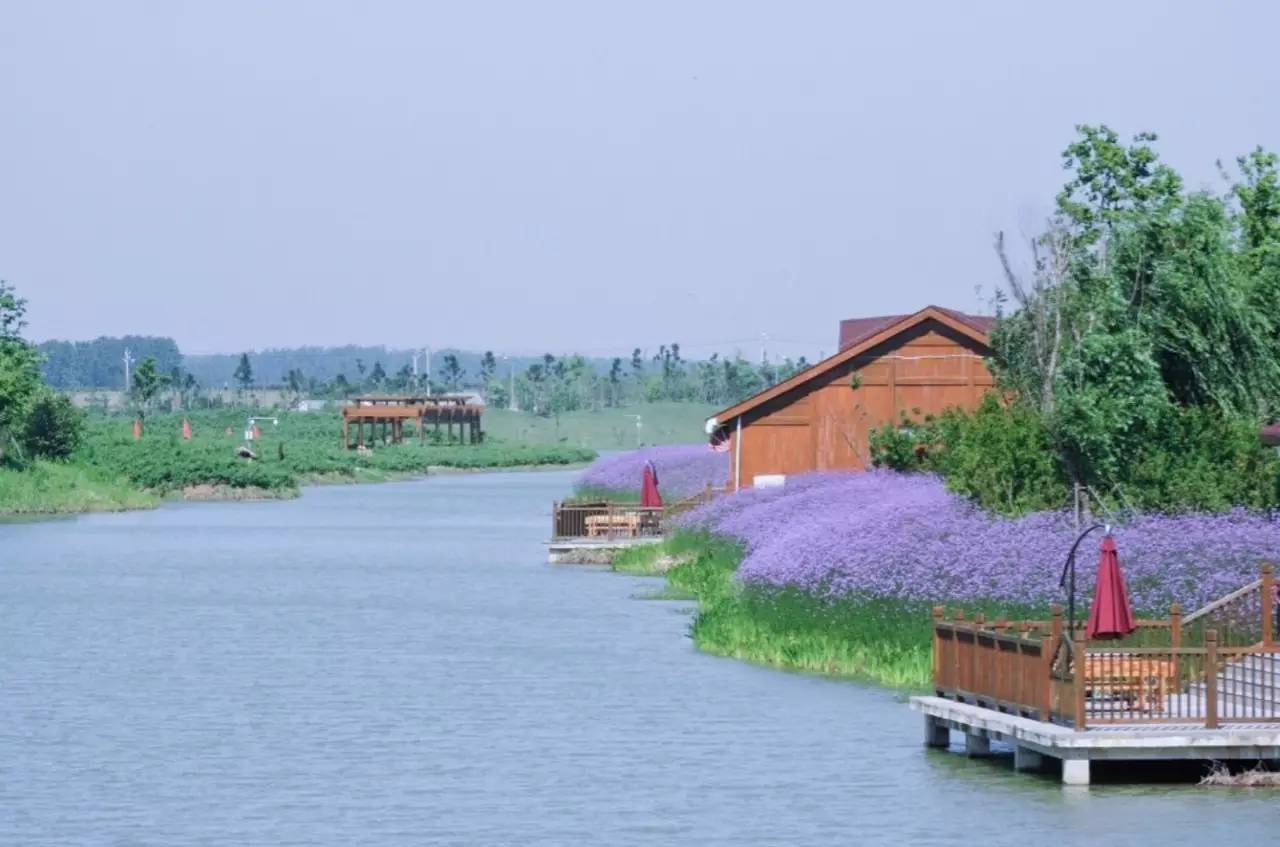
[3,1,1279,361]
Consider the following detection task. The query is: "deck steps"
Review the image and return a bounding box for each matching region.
[1181,652,1280,718]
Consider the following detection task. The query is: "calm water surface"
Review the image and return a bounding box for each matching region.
[3,470,1276,845]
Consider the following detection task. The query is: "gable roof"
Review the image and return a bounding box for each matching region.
[839,307,995,350]
[707,305,994,433]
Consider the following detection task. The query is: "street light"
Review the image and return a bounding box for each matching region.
[1059,523,1108,636]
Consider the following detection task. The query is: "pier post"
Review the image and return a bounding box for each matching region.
[924,716,950,748]
[1262,564,1274,648]
[1013,746,1044,772]
[964,732,991,757]
[1061,758,1090,786]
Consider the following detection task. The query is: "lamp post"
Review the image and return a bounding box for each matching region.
[1059,522,1106,636]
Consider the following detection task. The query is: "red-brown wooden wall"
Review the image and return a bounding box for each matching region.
[729,319,993,486]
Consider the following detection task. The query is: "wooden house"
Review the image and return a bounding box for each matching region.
[705,306,996,489]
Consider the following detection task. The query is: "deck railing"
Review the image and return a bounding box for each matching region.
[551,483,726,541]
[933,564,1280,730]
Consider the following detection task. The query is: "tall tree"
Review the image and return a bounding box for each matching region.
[233,353,254,390]
[0,281,42,462]
[441,354,464,391]
[131,357,166,412]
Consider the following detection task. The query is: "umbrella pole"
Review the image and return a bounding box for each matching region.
[1059,523,1105,635]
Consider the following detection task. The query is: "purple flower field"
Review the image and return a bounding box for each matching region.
[576,444,730,500]
[678,470,1280,612]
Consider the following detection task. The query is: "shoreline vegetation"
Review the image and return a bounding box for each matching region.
[0,409,597,518]
[578,451,1280,692]
[613,532,938,689]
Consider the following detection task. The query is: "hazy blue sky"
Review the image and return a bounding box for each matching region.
[4,1,1278,359]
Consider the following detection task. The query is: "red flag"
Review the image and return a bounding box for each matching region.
[181,418,192,440]
[1086,535,1137,640]
[251,424,262,440]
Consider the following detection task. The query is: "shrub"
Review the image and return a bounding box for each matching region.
[1121,406,1280,512]
[22,393,84,460]
[868,414,933,471]
[930,396,1067,514]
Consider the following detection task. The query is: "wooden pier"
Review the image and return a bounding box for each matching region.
[341,394,483,448]
[547,485,724,563]
[917,564,1280,783]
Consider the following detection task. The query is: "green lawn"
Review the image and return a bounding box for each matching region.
[0,460,159,515]
[484,402,718,450]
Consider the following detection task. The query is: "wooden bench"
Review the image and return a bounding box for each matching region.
[1085,655,1178,714]
[584,514,641,538]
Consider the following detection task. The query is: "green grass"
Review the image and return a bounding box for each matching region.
[621,530,1045,691]
[484,402,718,450]
[611,542,670,575]
[1,408,597,517]
[0,460,158,516]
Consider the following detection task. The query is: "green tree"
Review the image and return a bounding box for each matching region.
[22,392,85,460]
[485,378,509,410]
[441,354,464,391]
[370,360,387,386]
[0,281,42,462]
[233,353,254,390]
[607,357,623,406]
[131,357,166,412]
[987,125,1280,509]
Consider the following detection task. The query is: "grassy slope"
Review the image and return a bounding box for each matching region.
[0,460,159,515]
[617,531,936,690]
[484,402,718,450]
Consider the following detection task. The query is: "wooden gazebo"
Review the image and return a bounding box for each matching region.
[341,394,484,448]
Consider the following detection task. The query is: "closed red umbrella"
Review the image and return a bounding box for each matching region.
[132,418,142,439]
[181,418,192,440]
[640,461,663,508]
[1086,535,1137,640]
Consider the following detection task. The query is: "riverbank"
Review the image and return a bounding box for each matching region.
[614,531,937,689]
[0,460,160,516]
[1,410,596,517]
[612,469,1280,692]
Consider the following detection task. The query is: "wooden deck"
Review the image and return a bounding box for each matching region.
[920,564,1280,783]
[341,394,484,447]
[912,696,1280,784]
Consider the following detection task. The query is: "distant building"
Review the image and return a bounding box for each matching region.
[705,305,995,490]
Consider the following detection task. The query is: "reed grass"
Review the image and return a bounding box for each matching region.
[627,530,1051,690]
[0,460,158,515]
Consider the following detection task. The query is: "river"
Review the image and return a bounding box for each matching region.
[3,469,1275,844]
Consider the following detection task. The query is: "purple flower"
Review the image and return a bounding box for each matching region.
[678,470,1280,612]
[577,445,729,499]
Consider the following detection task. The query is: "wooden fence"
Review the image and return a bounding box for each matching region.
[933,564,1279,729]
[551,484,725,541]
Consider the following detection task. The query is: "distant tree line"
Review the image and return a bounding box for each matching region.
[38,336,181,389]
[502,346,811,416]
[36,337,814,411]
